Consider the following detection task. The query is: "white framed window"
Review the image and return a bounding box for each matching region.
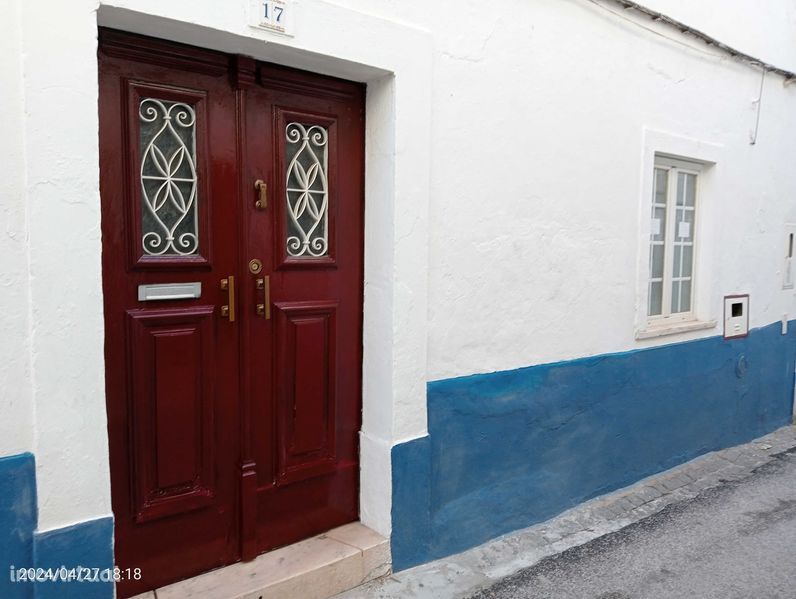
[647,156,701,324]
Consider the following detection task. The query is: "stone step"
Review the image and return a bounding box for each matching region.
[131,522,390,599]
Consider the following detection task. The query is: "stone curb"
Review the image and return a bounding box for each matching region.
[334,424,796,599]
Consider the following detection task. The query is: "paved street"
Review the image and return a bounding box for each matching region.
[471,449,796,599]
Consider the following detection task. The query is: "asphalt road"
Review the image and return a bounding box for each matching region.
[471,449,796,599]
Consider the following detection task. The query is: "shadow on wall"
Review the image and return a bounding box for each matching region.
[392,321,796,570]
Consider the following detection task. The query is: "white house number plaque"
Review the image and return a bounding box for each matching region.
[250,0,295,36]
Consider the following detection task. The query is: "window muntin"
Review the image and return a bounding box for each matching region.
[647,159,699,322]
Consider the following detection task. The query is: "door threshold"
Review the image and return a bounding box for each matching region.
[131,522,390,599]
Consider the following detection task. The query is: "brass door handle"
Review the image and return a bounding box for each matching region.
[255,276,270,319]
[220,276,236,321]
[254,179,267,210]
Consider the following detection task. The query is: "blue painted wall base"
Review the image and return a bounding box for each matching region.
[33,518,114,599]
[392,322,796,570]
[0,453,36,599]
[0,453,114,598]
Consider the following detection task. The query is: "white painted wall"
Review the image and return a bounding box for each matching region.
[326,0,796,379]
[2,0,795,539]
[0,0,34,458]
[423,0,796,380]
[17,0,113,530]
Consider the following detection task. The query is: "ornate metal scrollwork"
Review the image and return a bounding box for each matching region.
[139,99,199,256]
[285,122,329,258]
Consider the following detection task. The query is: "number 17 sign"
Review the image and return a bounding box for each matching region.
[250,0,295,36]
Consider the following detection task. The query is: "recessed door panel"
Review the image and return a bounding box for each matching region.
[127,307,216,522]
[275,301,337,485]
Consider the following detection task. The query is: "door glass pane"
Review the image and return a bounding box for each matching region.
[139,98,199,256]
[285,122,329,258]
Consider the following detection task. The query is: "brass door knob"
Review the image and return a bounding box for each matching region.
[248,259,263,274]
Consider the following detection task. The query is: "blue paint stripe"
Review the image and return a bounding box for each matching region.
[33,517,114,599]
[393,321,796,570]
[0,453,36,599]
[0,452,114,598]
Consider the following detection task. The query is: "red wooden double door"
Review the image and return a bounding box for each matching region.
[98,30,364,597]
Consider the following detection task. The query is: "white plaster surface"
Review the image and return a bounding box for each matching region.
[0,0,34,458]
[325,0,796,380]
[16,0,113,530]
[2,0,796,539]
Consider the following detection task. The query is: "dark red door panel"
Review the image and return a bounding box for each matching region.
[242,65,365,555]
[126,306,217,523]
[99,32,241,597]
[274,301,338,485]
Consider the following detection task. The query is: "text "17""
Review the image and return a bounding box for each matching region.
[262,1,284,22]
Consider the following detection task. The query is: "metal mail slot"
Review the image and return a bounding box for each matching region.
[138,282,202,302]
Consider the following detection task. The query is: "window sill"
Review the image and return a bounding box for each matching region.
[635,319,717,340]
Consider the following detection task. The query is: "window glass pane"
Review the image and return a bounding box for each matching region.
[286,122,329,258]
[671,280,681,313]
[681,245,693,277]
[672,245,682,278]
[649,281,663,316]
[651,244,664,279]
[671,173,696,291]
[676,172,687,206]
[678,280,692,313]
[648,167,668,317]
[654,168,668,205]
[649,166,698,319]
[684,173,696,207]
[683,206,695,231]
[652,206,666,242]
[139,98,199,256]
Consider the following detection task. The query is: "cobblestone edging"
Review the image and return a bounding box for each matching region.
[335,425,796,599]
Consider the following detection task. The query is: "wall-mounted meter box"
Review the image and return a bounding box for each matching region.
[724,294,749,339]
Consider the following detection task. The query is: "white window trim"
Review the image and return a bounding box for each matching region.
[636,318,717,340]
[647,156,700,325]
[635,130,722,341]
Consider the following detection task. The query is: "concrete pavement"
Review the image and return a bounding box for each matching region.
[472,447,796,599]
[335,425,796,599]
